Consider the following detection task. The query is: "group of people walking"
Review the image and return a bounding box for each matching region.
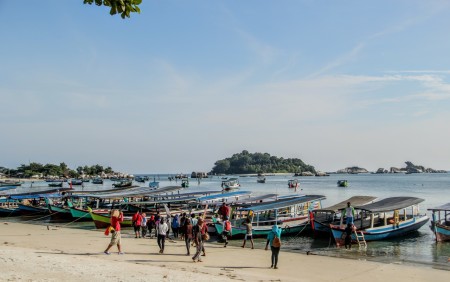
[104,204,283,269]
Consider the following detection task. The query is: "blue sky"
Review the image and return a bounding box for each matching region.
[1,1,450,173]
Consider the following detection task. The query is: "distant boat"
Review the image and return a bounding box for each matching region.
[69,179,83,185]
[221,178,240,191]
[257,175,266,183]
[149,178,159,189]
[288,179,299,188]
[48,182,63,188]
[135,176,146,183]
[428,203,450,242]
[92,178,103,184]
[337,180,348,187]
[181,179,189,188]
[0,180,22,187]
[112,180,132,188]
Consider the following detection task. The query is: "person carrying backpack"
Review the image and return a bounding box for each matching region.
[265,225,281,269]
[222,216,232,247]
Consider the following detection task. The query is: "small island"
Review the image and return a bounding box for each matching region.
[210,150,316,175]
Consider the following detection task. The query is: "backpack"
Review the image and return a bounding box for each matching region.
[272,233,281,248]
[225,221,231,231]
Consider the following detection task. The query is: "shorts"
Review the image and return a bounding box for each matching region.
[346,217,354,225]
[133,225,140,232]
[110,231,121,245]
[245,234,253,240]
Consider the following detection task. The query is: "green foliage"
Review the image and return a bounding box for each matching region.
[83,0,142,19]
[210,151,316,174]
[3,163,115,178]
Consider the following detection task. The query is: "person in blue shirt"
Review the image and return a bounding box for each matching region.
[265,225,282,269]
[172,214,180,238]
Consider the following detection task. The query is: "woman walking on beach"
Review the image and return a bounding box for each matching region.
[183,218,193,255]
[265,225,281,269]
[157,217,169,254]
[104,209,124,255]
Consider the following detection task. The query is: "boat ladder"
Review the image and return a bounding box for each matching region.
[354,230,367,249]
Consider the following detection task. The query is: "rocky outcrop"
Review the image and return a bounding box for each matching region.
[336,166,369,174]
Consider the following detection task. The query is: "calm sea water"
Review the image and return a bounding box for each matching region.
[3,173,450,269]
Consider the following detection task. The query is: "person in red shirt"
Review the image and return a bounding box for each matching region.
[218,203,230,220]
[132,211,143,238]
[104,209,124,255]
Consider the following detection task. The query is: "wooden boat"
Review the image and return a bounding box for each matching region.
[221,178,240,191]
[428,203,450,242]
[69,179,83,185]
[288,179,299,188]
[337,180,348,187]
[67,200,109,220]
[0,200,20,216]
[113,180,132,188]
[134,176,146,183]
[181,179,189,188]
[48,182,63,187]
[17,203,49,215]
[213,195,326,239]
[311,196,377,236]
[91,178,103,184]
[87,207,133,229]
[0,181,22,187]
[330,197,429,246]
[149,178,159,189]
[257,175,266,183]
[44,198,72,218]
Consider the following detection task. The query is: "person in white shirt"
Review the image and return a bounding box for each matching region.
[157,218,169,254]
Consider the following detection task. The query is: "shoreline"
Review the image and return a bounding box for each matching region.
[0,221,448,281]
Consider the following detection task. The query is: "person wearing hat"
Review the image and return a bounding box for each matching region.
[192,218,205,262]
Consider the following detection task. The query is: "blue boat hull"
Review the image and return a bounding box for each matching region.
[331,215,429,246]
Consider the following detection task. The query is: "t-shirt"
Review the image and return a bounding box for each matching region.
[157,222,169,236]
[345,206,354,218]
[110,214,124,231]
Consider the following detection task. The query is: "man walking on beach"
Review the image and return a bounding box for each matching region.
[132,211,142,238]
[157,217,169,254]
[192,218,204,262]
[104,209,124,255]
[241,217,254,249]
[222,216,232,247]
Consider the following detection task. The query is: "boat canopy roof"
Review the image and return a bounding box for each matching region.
[82,186,182,199]
[238,195,325,212]
[10,193,65,200]
[197,190,251,202]
[427,203,450,212]
[355,197,424,213]
[222,178,238,182]
[233,194,278,205]
[315,196,378,213]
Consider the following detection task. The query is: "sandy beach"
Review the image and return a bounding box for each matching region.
[0,222,448,281]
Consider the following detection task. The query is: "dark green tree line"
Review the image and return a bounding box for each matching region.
[210,150,316,174]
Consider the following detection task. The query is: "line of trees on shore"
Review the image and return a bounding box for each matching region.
[210,150,316,175]
[0,163,114,179]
